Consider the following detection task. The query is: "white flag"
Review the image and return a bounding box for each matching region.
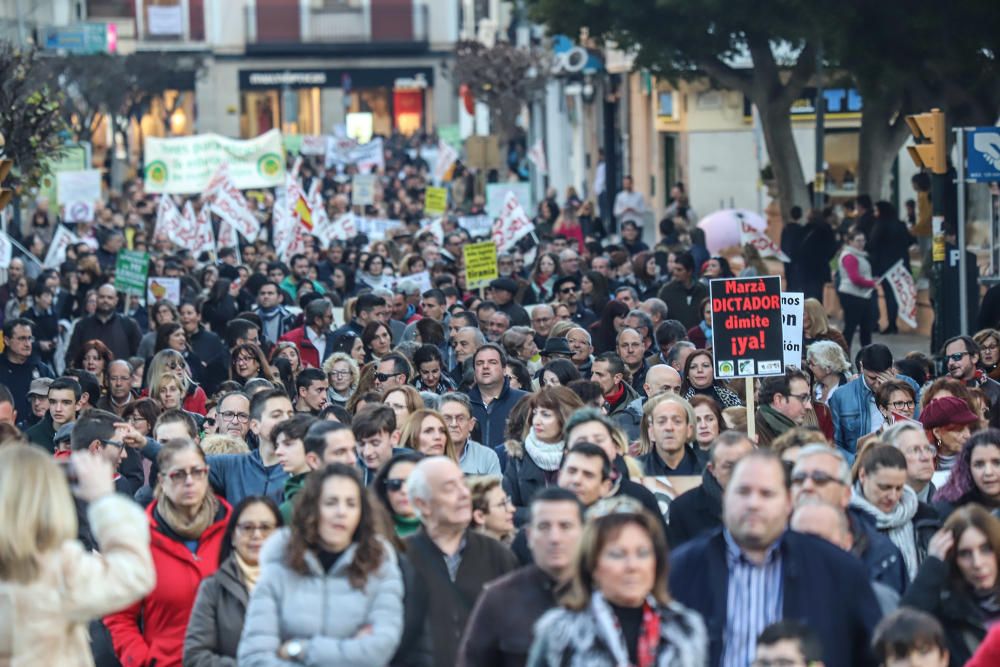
[0,232,11,269]
[882,260,919,329]
[204,163,260,240]
[433,139,458,184]
[44,225,81,269]
[739,221,790,262]
[193,204,216,257]
[492,192,535,251]
[528,138,548,175]
[154,195,186,245]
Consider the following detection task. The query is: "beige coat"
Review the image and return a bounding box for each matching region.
[0,494,156,666]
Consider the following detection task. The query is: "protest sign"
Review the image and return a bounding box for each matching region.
[147,277,180,305]
[740,221,789,261]
[56,170,101,205]
[65,201,96,223]
[37,145,88,204]
[352,174,377,206]
[144,129,285,194]
[883,260,918,328]
[433,140,458,184]
[44,225,81,269]
[424,186,448,216]
[710,276,784,378]
[326,137,384,172]
[492,192,535,251]
[464,241,498,290]
[486,182,533,221]
[114,249,149,297]
[407,270,432,293]
[781,292,804,369]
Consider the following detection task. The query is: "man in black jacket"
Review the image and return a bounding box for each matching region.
[457,488,584,667]
[406,457,519,667]
[667,430,754,547]
[64,284,141,366]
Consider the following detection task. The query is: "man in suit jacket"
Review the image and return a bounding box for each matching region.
[405,457,519,667]
[669,450,882,667]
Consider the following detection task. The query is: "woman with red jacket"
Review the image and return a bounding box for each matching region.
[105,439,232,667]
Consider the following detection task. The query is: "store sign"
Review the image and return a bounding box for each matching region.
[144,130,285,194]
[743,87,863,120]
[247,71,328,87]
[42,23,117,54]
[710,276,784,378]
[239,67,435,90]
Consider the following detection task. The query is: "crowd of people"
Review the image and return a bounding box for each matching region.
[2,133,1000,667]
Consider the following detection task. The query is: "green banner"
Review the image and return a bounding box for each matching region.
[114,249,150,298]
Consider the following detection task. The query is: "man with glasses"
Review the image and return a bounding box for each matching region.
[791,444,908,597]
[440,392,501,476]
[0,317,54,429]
[529,304,555,348]
[553,275,596,328]
[882,421,938,502]
[943,334,1000,428]
[97,359,134,416]
[69,408,139,495]
[755,369,812,448]
[374,352,411,392]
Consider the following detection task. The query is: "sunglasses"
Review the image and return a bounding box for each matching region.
[375,372,400,383]
[385,478,406,492]
[946,352,970,362]
[790,470,844,486]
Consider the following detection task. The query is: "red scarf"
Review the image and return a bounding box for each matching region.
[604,382,626,407]
[637,602,661,667]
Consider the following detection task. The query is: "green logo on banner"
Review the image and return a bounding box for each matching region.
[258,153,282,178]
[146,160,168,186]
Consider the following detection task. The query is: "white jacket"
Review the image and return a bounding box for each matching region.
[837,245,875,299]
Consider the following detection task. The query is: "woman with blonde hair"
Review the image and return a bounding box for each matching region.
[468,476,515,545]
[383,385,424,427]
[803,297,850,355]
[398,409,457,460]
[528,497,706,666]
[0,447,155,665]
[151,373,186,411]
[323,352,360,408]
[147,348,208,415]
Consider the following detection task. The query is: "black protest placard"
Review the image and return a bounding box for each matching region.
[710,276,784,378]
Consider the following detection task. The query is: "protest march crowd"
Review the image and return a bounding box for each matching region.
[2,129,1000,667]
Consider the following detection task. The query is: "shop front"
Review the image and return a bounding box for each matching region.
[238,67,433,138]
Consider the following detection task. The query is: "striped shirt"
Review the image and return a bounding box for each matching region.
[721,529,785,667]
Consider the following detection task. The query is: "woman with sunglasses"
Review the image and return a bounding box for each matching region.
[372,451,424,538]
[528,497,706,666]
[184,496,283,666]
[105,439,232,667]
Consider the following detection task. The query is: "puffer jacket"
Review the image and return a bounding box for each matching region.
[237,528,404,667]
[0,495,155,667]
[183,554,249,667]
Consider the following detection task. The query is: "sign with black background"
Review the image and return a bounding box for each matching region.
[710,276,785,378]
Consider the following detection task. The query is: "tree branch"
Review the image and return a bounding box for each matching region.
[697,57,752,94]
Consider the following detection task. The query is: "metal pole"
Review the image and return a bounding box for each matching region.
[957,127,968,335]
[813,42,825,210]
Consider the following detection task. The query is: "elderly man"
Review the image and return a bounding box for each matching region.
[671,451,883,667]
[406,457,519,667]
[638,393,707,476]
[530,304,556,347]
[566,326,594,376]
[449,325,485,386]
[97,359,134,416]
[616,327,649,396]
[440,392,501,476]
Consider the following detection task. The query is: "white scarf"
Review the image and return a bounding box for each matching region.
[524,430,565,471]
[850,482,921,580]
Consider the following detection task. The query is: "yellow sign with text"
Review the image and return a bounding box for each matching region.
[464,241,498,290]
[424,186,448,216]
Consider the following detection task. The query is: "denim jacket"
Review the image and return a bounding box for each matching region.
[829,375,921,459]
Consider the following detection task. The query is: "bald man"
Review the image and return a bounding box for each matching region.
[65,284,141,365]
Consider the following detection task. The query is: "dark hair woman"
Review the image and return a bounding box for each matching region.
[362,321,393,363]
[581,270,611,315]
[73,339,114,395]
[184,495,284,665]
[153,321,206,387]
[933,429,1000,521]
[681,349,743,408]
[372,450,425,539]
[229,342,278,386]
[527,253,559,305]
[589,300,630,355]
[237,464,404,665]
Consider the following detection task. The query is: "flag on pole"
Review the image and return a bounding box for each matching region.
[203,163,261,240]
[528,138,548,175]
[882,260,919,329]
[739,221,790,262]
[192,204,216,257]
[492,192,535,251]
[44,225,81,269]
[293,193,313,230]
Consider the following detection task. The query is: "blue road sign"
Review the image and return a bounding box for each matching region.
[967,127,1000,182]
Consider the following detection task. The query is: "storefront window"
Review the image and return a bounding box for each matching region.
[240,88,321,138]
[349,88,392,137]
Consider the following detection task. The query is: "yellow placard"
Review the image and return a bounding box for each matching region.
[424,186,448,216]
[463,241,498,290]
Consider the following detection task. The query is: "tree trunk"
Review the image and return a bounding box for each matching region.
[756,99,810,221]
[857,94,910,200]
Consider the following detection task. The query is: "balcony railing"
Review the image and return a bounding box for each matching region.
[247,2,428,46]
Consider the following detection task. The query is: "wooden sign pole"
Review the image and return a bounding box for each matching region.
[745,378,756,441]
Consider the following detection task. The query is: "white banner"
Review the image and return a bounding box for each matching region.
[325,137,384,172]
[56,170,101,206]
[492,192,535,251]
[44,225,80,269]
[204,163,260,240]
[781,292,804,368]
[433,139,458,184]
[352,174,377,206]
[193,204,216,257]
[740,221,790,262]
[883,260,918,329]
[458,215,493,238]
[528,138,548,175]
[154,195,186,245]
[144,129,285,194]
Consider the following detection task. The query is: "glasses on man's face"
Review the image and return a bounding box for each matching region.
[790,470,843,487]
[947,351,970,363]
[787,393,812,404]
[236,522,276,536]
[375,372,399,383]
[889,400,916,411]
[442,414,468,424]
[559,287,577,295]
[99,439,125,452]
[166,466,209,483]
[219,411,250,423]
[903,444,937,458]
[385,478,406,492]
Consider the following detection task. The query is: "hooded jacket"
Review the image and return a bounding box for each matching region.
[183,554,250,667]
[237,529,404,667]
[105,498,232,667]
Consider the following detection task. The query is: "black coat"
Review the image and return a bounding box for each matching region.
[405,529,519,667]
[457,565,557,667]
[901,555,988,667]
[868,217,914,275]
[502,444,549,526]
[390,553,435,667]
[797,220,839,282]
[666,468,723,548]
[671,529,882,667]
[183,555,248,666]
[65,312,141,367]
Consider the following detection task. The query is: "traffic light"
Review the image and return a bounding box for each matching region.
[905,108,947,174]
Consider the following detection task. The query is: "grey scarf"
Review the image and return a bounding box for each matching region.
[850,482,920,580]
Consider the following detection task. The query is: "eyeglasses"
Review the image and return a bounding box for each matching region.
[99,439,125,451]
[790,470,844,486]
[947,351,971,362]
[128,416,147,424]
[165,466,209,483]
[787,393,812,404]
[385,478,406,492]
[219,411,250,423]
[235,355,257,364]
[889,400,916,411]
[559,287,578,294]
[442,414,468,424]
[165,361,182,370]
[204,417,216,426]
[375,372,400,383]
[330,370,351,378]
[903,444,937,457]
[236,522,276,536]
[982,343,999,353]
